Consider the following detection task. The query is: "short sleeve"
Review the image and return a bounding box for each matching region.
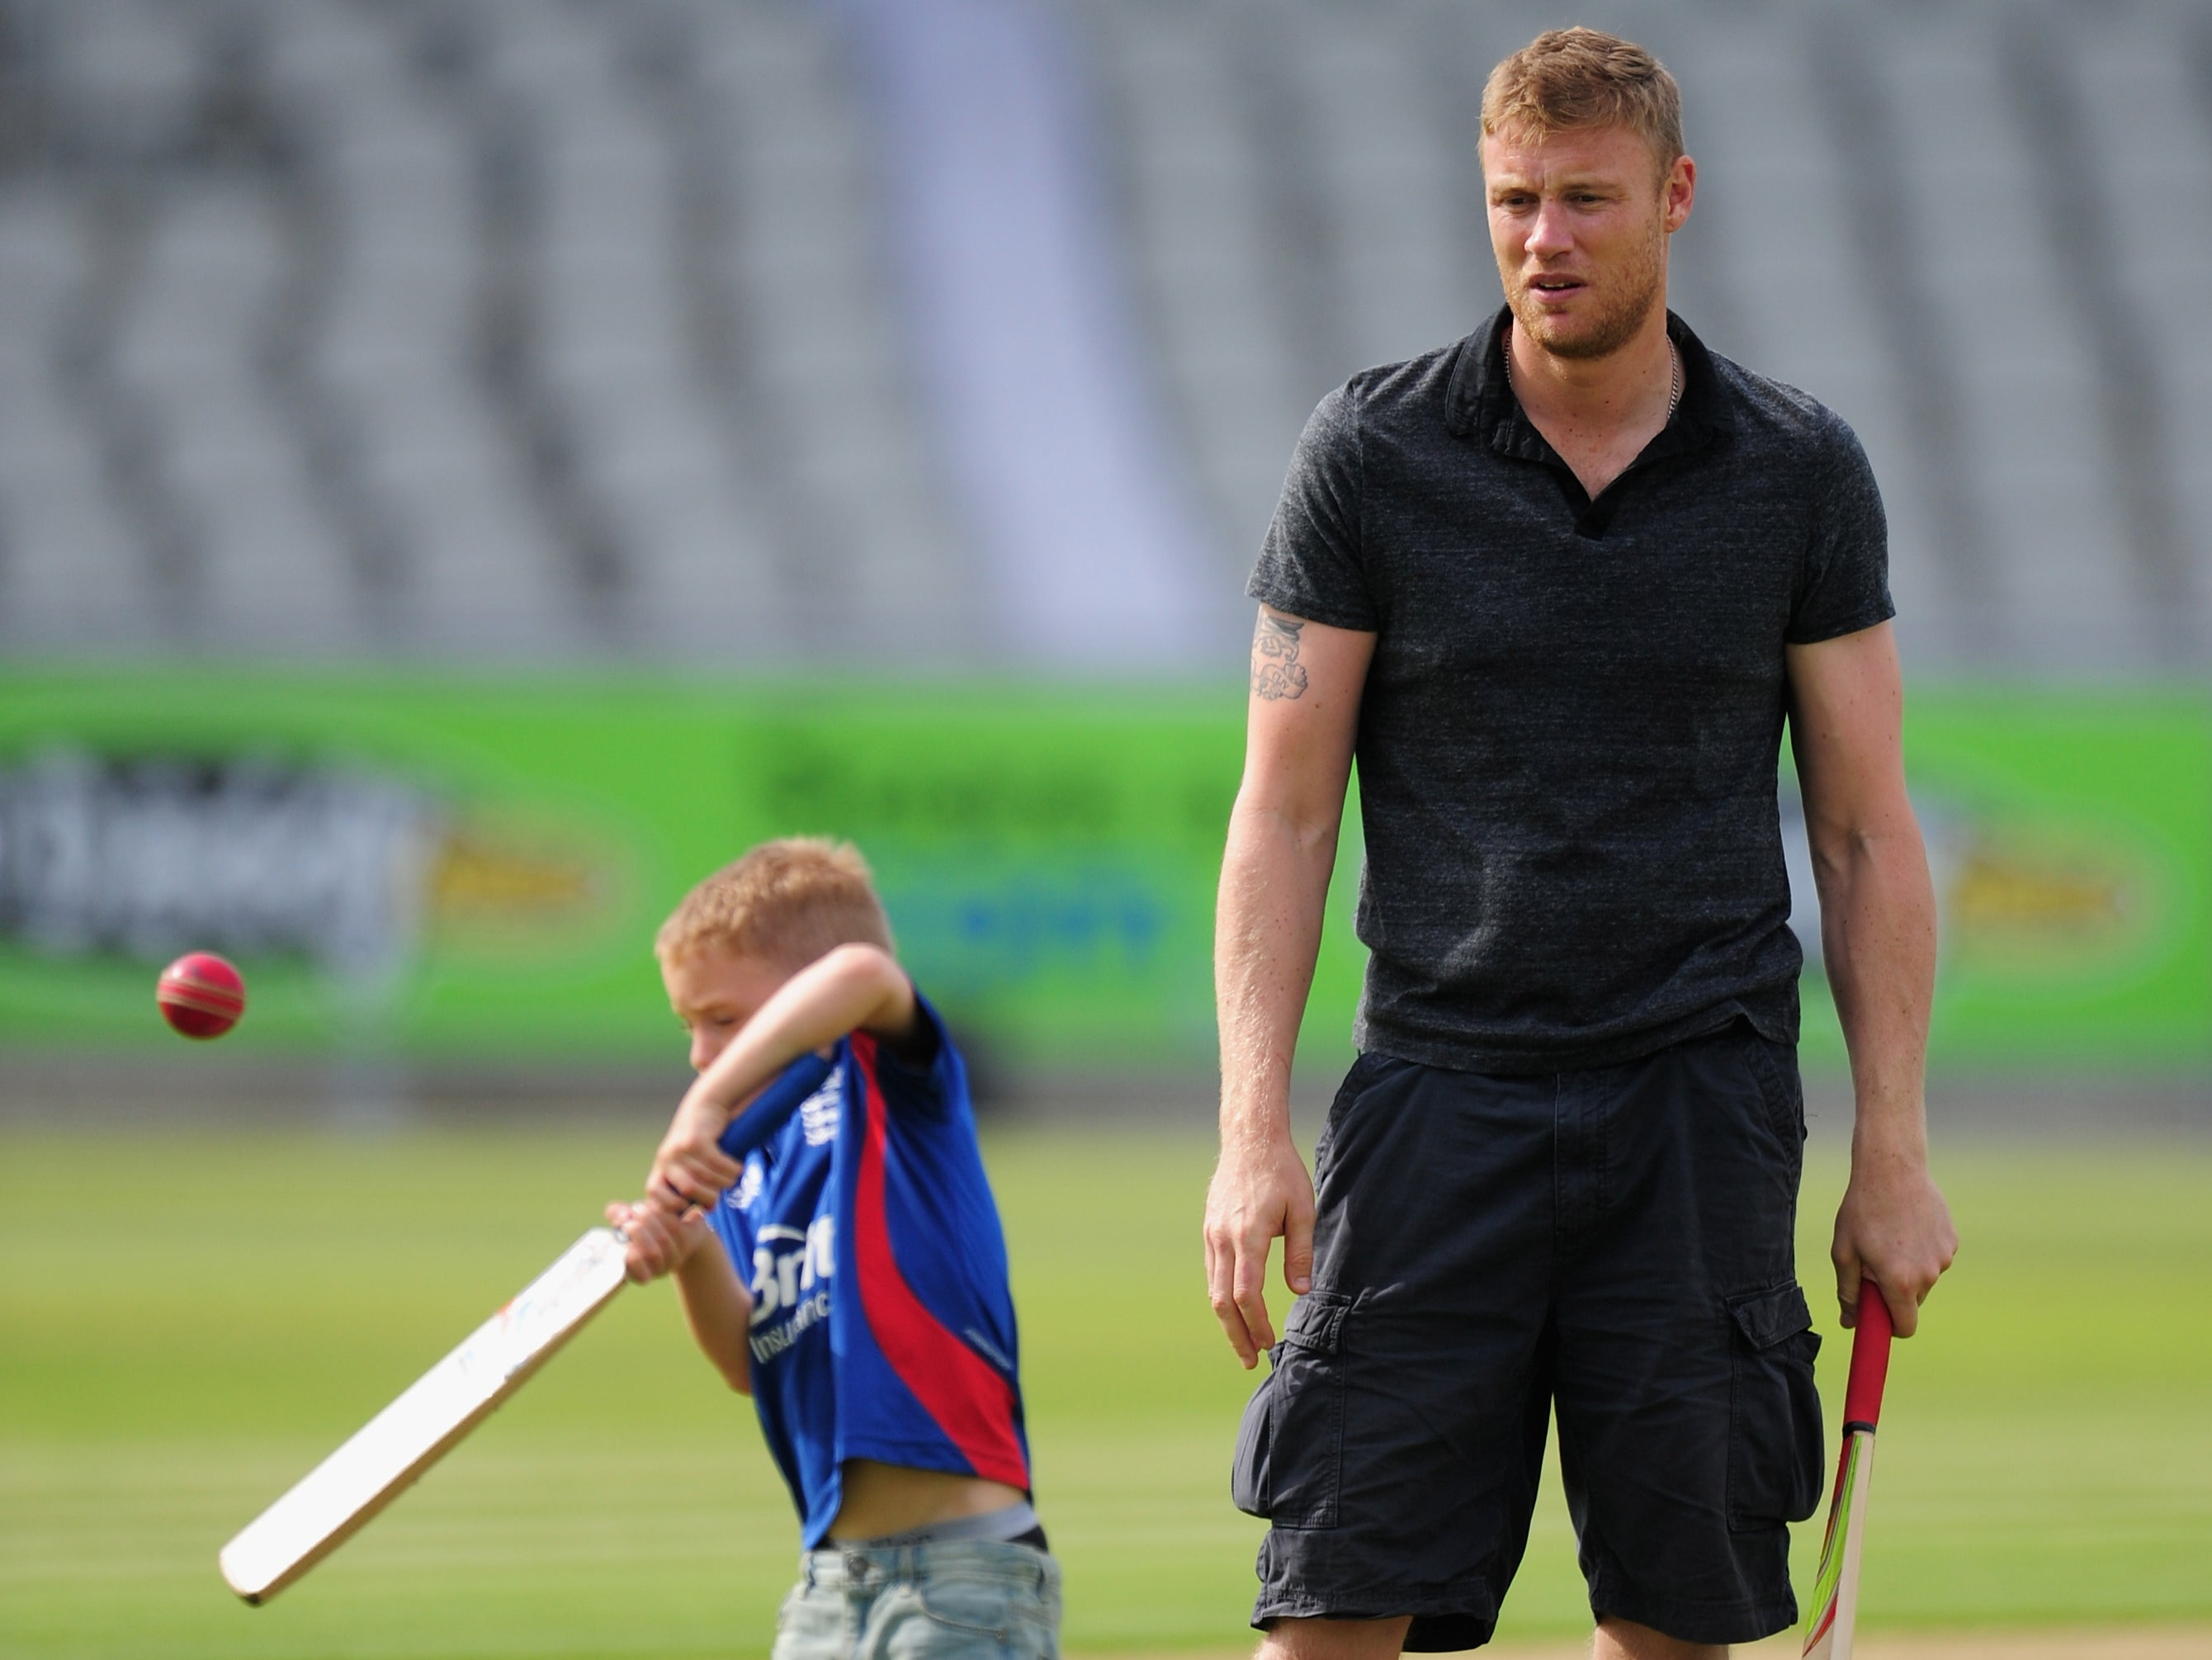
[1787,414,1895,645]
[870,993,959,1119]
[716,1050,837,1158]
[1246,382,1377,631]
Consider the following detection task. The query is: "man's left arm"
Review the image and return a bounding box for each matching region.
[1787,621,1959,1337]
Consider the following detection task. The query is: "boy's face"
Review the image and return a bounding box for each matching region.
[661,945,793,1073]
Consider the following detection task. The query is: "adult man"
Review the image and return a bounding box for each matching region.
[1205,28,1958,1660]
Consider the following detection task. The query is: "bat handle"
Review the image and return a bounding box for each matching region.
[1841,1279,1894,1432]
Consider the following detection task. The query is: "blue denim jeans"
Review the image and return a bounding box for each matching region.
[773,1538,1061,1659]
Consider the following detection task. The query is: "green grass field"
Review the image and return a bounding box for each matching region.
[2,1124,2208,1658]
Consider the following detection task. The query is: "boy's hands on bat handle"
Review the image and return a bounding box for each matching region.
[606,1198,713,1285]
[1204,1123,1316,1369]
[646,1078,749,1214]
[1832,1131,1958,1339]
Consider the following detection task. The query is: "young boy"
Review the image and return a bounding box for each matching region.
[607,838,1061,1657]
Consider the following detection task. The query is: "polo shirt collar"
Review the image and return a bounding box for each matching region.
[1444,304,1731,461]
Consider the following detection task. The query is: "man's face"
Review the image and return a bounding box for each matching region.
[1482,121,1694,362]
[661,945,792,1073]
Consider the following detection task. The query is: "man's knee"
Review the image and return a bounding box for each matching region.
[1594,1613,1728,1660]
[1256,1615,1412,1660]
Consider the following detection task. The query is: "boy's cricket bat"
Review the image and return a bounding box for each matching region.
[218,1227,630,1604]
[1801,1280,1895,1659]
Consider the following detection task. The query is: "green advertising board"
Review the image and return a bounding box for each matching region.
[1,670,2205,1076]
[1888,692,2212,1066]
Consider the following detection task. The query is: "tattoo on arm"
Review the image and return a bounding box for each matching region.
[1251,610,1310,701]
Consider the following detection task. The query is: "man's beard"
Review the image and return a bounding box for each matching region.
[1509,230,1667,362]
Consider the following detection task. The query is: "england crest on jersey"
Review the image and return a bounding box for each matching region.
[726,1156,764,1213]
[798,1074,843,1146]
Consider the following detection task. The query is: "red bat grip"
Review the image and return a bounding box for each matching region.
[1841,1279,1894,1431]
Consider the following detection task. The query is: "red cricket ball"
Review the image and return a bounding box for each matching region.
[157,952,247,1040]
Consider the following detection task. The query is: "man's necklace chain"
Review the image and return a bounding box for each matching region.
[1505,338,1683,423]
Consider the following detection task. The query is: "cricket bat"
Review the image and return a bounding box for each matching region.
[219,1226,630,1604]
[1800,1279,1896,1659]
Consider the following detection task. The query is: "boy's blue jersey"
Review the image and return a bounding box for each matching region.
[702,996,1030,1547]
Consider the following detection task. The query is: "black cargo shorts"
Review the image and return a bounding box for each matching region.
[1231,1022,1825,1649]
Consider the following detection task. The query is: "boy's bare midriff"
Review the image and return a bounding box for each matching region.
[830,1460,1026,1540]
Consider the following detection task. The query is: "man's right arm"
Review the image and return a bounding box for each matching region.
[1206,605,1375,1368]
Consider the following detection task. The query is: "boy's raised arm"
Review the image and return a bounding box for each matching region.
[650,944,917,1210]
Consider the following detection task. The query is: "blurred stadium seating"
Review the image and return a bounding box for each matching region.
[0,0,2206,671]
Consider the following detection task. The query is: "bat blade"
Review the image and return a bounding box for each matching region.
[1801,1427,1875,1658]
[219,1226,629,1605]
[1801,1284,1895,1660]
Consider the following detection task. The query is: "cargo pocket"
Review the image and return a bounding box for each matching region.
[1229,1289,1353,1527]
[1725,1280,1825,1531]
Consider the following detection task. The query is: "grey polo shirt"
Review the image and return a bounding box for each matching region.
[1248,307,1893,1074]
